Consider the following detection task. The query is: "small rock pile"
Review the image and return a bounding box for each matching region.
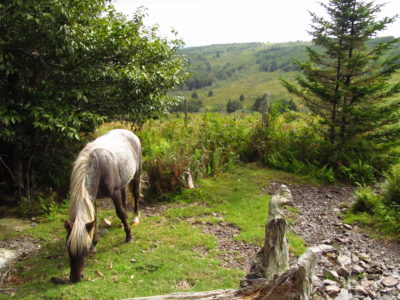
[312,245,400,299]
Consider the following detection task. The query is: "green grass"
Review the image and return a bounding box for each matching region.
[2,165,306,300]
[343,211,400,240]
[167,165,307,254]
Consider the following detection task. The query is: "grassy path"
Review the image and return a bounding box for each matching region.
[0,165,306,300]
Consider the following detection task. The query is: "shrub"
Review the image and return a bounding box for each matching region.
[145,156,188,197]
[139,113,254,197]
[226,99,242,113]
[382,164,400,207]
[351,186,380,214]
[347,181,400,236]
[249,107,389,184]
[338,160,375,186]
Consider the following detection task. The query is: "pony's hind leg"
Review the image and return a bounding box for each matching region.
[131,176,141,224]
[112,189,132,243]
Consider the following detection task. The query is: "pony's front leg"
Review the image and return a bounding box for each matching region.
[112,189,133,243]
[90,206,98,253]
[90,228,98,253]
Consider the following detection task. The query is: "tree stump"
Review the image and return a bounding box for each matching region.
[246,184,293,280]
[183,169,195,189]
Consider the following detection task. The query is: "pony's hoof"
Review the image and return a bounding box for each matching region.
[125,236,133,243]
[90,246,97,253]
[50,277,69,285]
[132,216,140,224]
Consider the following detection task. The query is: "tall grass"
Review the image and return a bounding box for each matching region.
[138,113,256,197]
[99,108,397,196]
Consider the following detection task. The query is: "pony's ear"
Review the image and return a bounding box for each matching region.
[86,221,96,232]
[64,220,73,232]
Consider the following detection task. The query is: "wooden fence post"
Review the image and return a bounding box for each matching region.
[184,98,188,126]
[261,93,270,127]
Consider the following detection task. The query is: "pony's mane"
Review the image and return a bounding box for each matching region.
[68,143,96,256]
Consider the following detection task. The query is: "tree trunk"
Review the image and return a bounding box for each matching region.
[12,142,25,204]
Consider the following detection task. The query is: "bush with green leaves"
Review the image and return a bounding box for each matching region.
[139,113,255,197]
[249,104,390,184]
[351,186,380,214]
[248,107,335,182]
[382,164,400,207]
[347,173,400,236]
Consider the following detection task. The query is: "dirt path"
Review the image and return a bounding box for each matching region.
[285,182,400,272]
[284,182,400,299]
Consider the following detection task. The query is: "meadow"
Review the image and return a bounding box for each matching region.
[1,165,306,300]
[2,111,400,299]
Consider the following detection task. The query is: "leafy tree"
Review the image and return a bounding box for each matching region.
[226,99,242,113]
[281,0,400,166]
[269,61,279,72]
[239,94,245,101]
[251,94,270,112]
[208,89,214,97]
[0,0,188,204]
[191,91,198,99]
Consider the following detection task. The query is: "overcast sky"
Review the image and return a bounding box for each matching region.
[113,0,399,47]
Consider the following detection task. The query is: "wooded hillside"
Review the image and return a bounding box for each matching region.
[173,37,400,112]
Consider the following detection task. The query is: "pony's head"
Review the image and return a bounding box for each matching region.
[64,220,95,283]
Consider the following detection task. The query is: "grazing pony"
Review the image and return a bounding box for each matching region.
[64,129,142,283]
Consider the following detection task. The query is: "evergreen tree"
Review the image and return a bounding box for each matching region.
[281,0,400,151]
[269,61,279,72]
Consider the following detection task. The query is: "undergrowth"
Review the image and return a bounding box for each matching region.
[344,164,400,238]
[93,110,398,204]
[137,113,256,197]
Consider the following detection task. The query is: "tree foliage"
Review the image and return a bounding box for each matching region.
[281,0,400,163]
[251,94,270,112]
[0,0,188,203]
[170,98,204,113]
[226,99,242,113]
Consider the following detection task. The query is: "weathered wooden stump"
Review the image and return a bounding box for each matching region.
[246,184,293,280]
[124,184,318,300]
[183,169,195,189]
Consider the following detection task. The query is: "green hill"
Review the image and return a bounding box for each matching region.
[172,37,400,112]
